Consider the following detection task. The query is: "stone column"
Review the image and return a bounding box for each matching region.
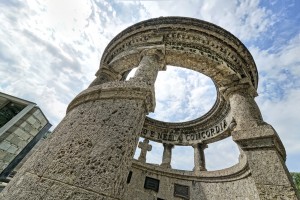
[225,86,263,131]
[160,143,174,168]
[132,49,164,86]
[0,48,165,200]
[137,138,152,163]
[193,143,207,175]
[223,85,299,199]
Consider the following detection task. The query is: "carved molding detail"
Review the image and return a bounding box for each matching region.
[67,81,154,114]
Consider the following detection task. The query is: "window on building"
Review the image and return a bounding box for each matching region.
[0,102,25,128]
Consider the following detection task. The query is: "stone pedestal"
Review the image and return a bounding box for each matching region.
[226,86,299,199]
[232,125,299,199]
[0,49,165,200]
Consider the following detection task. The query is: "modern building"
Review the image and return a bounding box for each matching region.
[0,92,51,182]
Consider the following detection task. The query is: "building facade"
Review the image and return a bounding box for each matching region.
[0,92,51,182]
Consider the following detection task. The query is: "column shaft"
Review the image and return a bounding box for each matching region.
[228,90,263,130]
[193,143,207,175]
[133,49,163,85]
[161,143,174,168]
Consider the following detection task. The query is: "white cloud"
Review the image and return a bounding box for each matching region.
[258,88,300,154]
[140,0,276,41]
[0,0,145,126]
[148,66,217,122]
[250,33,300,171]
[206,137,240,170]
[172,146,194,170]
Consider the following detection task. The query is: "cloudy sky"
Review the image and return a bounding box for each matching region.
[0,0,299,172]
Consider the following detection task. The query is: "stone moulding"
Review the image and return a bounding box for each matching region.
[131,153,250,183]
[100,17,258,88]
[67,81,155,114]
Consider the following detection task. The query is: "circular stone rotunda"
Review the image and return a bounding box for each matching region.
[1,17,299,200]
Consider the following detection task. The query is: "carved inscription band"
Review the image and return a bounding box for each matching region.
[141,118,231,145]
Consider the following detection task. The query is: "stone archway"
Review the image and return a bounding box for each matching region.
[1,17,298,200]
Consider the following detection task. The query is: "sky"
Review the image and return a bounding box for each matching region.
[0,0,299,172]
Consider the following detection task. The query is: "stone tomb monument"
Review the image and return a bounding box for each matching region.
[1,17,298,199]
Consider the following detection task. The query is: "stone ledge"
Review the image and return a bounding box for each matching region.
[131,153,249,183]
[232,124,286,160]
[67,80,155,114]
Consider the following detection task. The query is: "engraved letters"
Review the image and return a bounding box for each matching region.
[142,119,228,144]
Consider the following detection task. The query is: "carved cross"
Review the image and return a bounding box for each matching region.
[138,138,152,163]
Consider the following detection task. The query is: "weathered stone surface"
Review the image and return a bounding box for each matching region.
[2,17,298,200]
[1,95,148,199]
[124,160,259,200]
[257,184,298,200]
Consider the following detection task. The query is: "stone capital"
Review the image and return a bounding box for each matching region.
[89,67,122,87]
[192,143,208,149]
[219,81,257,101]
[140,46,166,71]
[163,143,174,149]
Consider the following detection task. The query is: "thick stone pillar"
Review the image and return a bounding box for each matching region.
[137,138,152,163]
[0,48,165,200]
[224,85,299,199]
[193,143,207,175]
[160,143,174,168]
[226,86,263,131]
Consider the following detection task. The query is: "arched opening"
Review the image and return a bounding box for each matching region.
[127,65,217,122]
[205,137,239,170]
[171,146,194,171]
[134,137,164,165]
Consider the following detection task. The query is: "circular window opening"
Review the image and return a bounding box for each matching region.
[127,65,217,122]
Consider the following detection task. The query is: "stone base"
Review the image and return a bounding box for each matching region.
[232,125,299,199]
[0,172,117,200]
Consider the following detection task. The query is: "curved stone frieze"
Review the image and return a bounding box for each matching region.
[142,115,232,145]
[141,89,232,145]
[99,17,258,89]
[131,151,249,182]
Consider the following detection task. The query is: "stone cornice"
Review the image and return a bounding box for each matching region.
[100,17,258,89]
[219,80,258,100]
[67,81,155,113]
[131,153,250,182]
